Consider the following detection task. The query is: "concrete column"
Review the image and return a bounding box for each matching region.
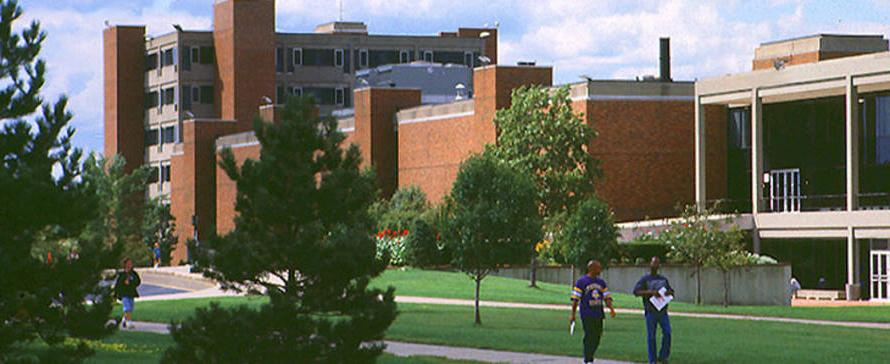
[694,96,706,210]
[751,88,763,214]
[846,227,859,301]
[845,75,859,211]
[752,232,761,254]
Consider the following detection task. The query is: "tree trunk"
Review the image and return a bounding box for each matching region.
[696,265,703,305]
[529,256,538,288]
[474,275,482,325]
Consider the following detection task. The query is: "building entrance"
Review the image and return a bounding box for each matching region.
[871,250,890,301]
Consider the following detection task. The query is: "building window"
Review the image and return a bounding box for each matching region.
[199,86,214,104]
[729,107,750,150]
[191,47,200,64]
[423,50,433,62]
[192,86,200,103]
[181,85,192,110]
[160,164,171,183]
[161,87,175,105]
[148,166,160,184]
[276,47,284,73]
[289,86,302,97]
[145,91,159,109]
[334,49,344,67]
[400,50,410,63]
[359,49,368,69]
[145,128,159,146]
[464,51,474,67]
[161,48,175,67]
[277,85,285,105]
[199,46,215,64]
[161,125,176,144]
[877,96,890,164]
[303,87,336,105]
[335,87,345,105]
[293,48,302,66]
[145,52,158,71]
[302,48,336,66]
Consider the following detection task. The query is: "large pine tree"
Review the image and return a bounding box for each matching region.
[0,0,118,361]
[164,96,397,363]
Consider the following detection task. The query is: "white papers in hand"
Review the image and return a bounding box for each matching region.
[570,321,575,336]
[649,287,673,311]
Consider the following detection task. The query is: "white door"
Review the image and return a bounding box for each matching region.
[871,251,890,301]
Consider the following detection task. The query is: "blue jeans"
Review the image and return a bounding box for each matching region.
[645,311,671,363]
[122,297,135,313]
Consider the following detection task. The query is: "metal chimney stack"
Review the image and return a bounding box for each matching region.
[659,37,672,82]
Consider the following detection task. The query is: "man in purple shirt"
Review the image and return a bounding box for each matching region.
[570,260,616,364]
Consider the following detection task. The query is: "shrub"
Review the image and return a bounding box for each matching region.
[553,197,619,268]
[369,186,430,232]
[403,217,451,267]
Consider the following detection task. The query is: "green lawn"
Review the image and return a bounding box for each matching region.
[370,268,890,323]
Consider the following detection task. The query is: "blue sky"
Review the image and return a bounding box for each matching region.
[16,0,890,155]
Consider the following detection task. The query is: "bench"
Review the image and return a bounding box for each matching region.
[796,289,846,301]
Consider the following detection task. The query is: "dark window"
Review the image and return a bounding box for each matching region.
[303,87,336,105]
[199,86,214,104]
[335,88,345,105]
[368,50,399,68]
[181,85,192,110]
[877,96,890,164]
[433,51,464,64]
[199,46,215,64]
[161,165,171,182]
[400,50,410,63]
[191,47,199,64]
[276,85,285,105]
[161,48,175,67]
[161,87,175,105]
[342,48,350,73]
[289,86,302,97]
[161,126,176,144]
[192,87,200,102]
[464,52,473,66]
[181,46,191,71]
[276,47,284,73]
[286,47,294,72]
[145,91,159,109]
[359,49,368,68]
[423,50,433,62]
[729,107,751,149]
[145,52,158,71]
[148,167,160,183]
[303,48,335,66]
[293,48,302,66]
[145,129,159,146]
[335,49,344,67]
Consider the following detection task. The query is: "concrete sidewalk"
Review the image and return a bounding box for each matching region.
[124,322,633,363]
[395,296,890,330]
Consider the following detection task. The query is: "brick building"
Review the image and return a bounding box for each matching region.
[105,0,716,265]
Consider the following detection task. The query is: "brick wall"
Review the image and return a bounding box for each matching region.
[398,114,480,203]
[752,50,875,70]
[215,142,260,235]
[103,26,145,172]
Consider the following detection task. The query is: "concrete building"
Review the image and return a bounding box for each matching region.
[683,34,889,300]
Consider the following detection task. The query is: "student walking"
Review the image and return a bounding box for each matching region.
[634,257,674,364]
[569,260,616,364]
[114,257,141,329]
[152,242,162,268]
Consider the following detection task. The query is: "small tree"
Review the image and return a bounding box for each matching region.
[80,154,153,266]
[142,198,177,266]
[166,96,397,362]
[487,85,601,287]
[660,205,746,305]
[403,208,451,267]
[555,197,620,269]
[369,185,430,232]
[444,153,542,325]
[0,1,118,360]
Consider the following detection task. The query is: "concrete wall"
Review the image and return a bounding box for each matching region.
[493,264,792,306]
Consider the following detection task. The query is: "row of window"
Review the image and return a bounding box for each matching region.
[274,48,479,73]
[147,164,171,184]
[146,46,215,73]
[145,125,178,146]
[146,85,214,110]
[276,86,348,106]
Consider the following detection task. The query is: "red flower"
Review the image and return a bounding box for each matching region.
[402,229,409,236]
[436,233,441,241]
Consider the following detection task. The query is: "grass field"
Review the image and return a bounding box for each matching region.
[370,268,890,323]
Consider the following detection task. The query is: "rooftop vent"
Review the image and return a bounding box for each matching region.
[314,21,368,34]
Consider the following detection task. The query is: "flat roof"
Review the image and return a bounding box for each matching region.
[760,33,885,46]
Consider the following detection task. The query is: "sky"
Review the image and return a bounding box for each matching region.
[15,0,890,155]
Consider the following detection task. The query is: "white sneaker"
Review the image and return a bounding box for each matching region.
[127,322,135,330]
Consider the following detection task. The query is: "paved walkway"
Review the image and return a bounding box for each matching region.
[124,321,632,363]
[396,296,890,330]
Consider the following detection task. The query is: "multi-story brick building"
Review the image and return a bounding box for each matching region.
[105,0,714,266]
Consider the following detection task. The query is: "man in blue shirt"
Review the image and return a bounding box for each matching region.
[570,260,616,364]
[634,257,674,364]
